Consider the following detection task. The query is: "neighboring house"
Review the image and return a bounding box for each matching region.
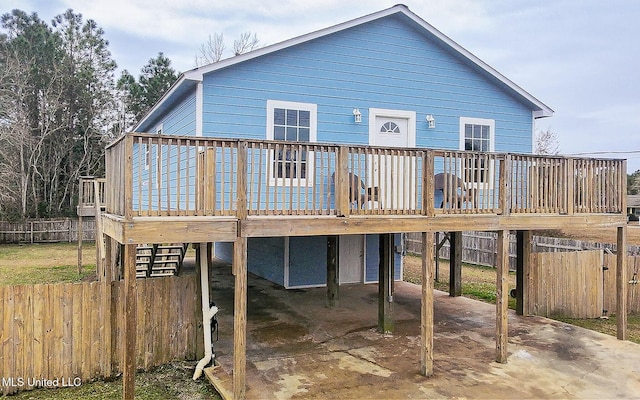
[628,195,640,218]
[132,5,552,288]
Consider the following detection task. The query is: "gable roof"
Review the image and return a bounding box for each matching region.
[134,4,553,132]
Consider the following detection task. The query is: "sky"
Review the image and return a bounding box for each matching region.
[5,0,640,172]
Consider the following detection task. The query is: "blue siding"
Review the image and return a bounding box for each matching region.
[365,234,402,283]
[200,15,533,153]
[248,237,285,286]
[215,238,285,286]
[288,236,327,287]
[157,92,196,135]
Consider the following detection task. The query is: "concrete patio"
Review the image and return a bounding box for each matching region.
[203,260,640,399]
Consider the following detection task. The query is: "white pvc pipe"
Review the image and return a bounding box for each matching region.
[193,244,218,380]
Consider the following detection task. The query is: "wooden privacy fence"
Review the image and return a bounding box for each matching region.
[527,250,604,318]
[527,251,640,318]
[1,274,201,396]
[405,231,640,270]
[0,219,96,244]
[603,254,640,315]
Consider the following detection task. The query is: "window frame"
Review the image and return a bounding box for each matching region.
[266,100,317,186]
[459,117,495,189]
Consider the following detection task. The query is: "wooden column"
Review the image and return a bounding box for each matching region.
[122,244,137,399]
[515,230,531,316]
[233,237,248,400]
[327,235,339,308]
[496,230,509,363]
[449,232,462,297]
[617,226,627,340]
[194,245,204,359]
[420,232,435,376]
[378,234,394,334]
[102,236,113,377]
[94,179,104,278]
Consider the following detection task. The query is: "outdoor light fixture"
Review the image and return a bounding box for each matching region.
[353,108,362,123]
[426,114,435,128]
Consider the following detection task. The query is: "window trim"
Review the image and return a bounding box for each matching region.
[266,100,317,186]
[459,117,495,189]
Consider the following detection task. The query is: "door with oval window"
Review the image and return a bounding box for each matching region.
[368,108,417,210]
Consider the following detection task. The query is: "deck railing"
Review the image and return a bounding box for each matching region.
[104,133,625,219]
[79,177,106,209]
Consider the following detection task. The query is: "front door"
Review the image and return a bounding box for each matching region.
[368,108,417,209]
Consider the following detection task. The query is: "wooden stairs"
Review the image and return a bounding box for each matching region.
[135,244,189,278]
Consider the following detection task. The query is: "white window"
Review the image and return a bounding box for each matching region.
[459,117,495,187]
[266,100,317,185]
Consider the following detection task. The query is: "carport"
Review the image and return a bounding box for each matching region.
[203,260,640,399]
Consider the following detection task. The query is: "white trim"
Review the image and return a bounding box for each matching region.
[459,117,496,189]
[266,100,317,187]
[283,236,290,288]
[368,108,416,147]
[155,123,164,135]
[196,82,203,136]
[458,117,495,152]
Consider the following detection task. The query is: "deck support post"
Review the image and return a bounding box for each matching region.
[515,230,531,315]
[617,226,627,340]
[103,236,113,377]
[122,243,137,399]
[233,237,248,400]
[449,232,462,297]
[378,233,394,334]
[420,232,435,376]
[496,230,509,363]
[327,235,339,308]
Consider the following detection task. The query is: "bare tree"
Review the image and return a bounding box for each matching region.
[534,128,560,155]
[195,32,225,66]
[233,31,260,56]
[194,31,260,67]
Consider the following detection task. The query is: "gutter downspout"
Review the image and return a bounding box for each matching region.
[193,244,219,380]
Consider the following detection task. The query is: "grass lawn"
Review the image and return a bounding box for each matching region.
[403,253,640,344]
[0,242,96,285]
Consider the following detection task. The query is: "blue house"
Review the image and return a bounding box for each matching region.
[132,5,552,288]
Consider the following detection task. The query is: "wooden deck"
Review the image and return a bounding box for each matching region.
[98,132,627,243]
[95,132,630,400]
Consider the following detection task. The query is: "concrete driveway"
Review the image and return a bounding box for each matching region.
[205,261,640,399]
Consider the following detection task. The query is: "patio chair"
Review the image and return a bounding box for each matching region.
[332,172,379,208]
[434,172,476,208]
